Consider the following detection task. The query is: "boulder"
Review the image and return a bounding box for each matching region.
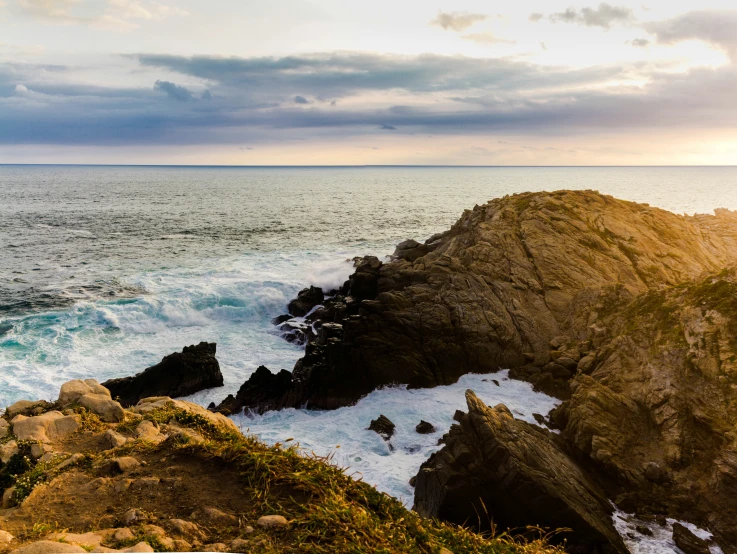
[102,342,224,407]
[671,523,711,554]
[0,440,19,464]
[12,411,81,443]
[212,366,293,415]
[415,420,435,434]
[111,457,141,473]
[287,286,324,317]
[0,418,9,439]
[58,379,125,423]
[412,391,627,553]
[368,415,395,441]
[135,420,167,444]
[5,400,51,419]
[9,541,86,554]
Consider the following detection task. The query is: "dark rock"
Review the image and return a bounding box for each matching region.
[103,342,223,407]
[409,476,417,487]
[635,525,653,536]
[271,314,292,325]
[287,286,324,317]
[415,420,435,434]
[491,380,499,386]
[277,321,309,345]
[348,256,382,300]
[532,413,546,426]
[368,415,395,440]
[393,239,428,263]
[672,523,711,554]
[212,366,293,415]
[412,390,627,553]
[643,462,668,484]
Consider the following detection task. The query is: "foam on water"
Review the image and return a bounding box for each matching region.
[612,509,724,554]
[226,370,561,507]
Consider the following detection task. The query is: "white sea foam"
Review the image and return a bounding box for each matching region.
[227,370,561,507]
[612,508,724,554]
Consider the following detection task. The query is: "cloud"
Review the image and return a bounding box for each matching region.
[430,11,487,32]
[12,0,188,30]
[630,38,650,48]
[462,33,514,45]
[153,79,193,101]
[537,3,634,29]
[529,13,543,22]
[645,11,737,61]
[294,95,309,104]
[2,51,737,148]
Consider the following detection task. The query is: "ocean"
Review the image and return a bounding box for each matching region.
[1,165,736,551]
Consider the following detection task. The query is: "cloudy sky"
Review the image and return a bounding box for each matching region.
[1,0,737,165]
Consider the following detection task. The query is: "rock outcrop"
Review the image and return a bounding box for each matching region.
[103,342,223,407]
[413,391,627,553]
[225,191,737,412]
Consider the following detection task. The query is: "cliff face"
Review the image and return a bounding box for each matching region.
[228,190,737,412]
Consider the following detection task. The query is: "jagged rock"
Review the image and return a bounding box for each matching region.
[12,411,81,443]
[413,391,627,553]
[276,321,309,345]
[368,415,395,440]
[415,420,435,434]
[393,239,428,262]
[102,342,224,407]
[257,515,288,528]
[58,379,125,423]
[212,366,293,415]
[671,523,711,554]
[287,286,324,317]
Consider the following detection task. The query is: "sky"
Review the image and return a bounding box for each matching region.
[1,0,737,165]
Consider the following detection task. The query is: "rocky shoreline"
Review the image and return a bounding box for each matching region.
[213,190,737,553]
[3,189,736,553]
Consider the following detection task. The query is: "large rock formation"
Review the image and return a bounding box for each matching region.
[223,190,737,411]
[413,391,627,553]
[103,342,223,407]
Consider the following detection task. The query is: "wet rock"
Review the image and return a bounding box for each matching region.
[635,525,653,536]
[276,321,308,345]
[287,286,324,317]
[415,420,435,434]
[271,314,292,325]
[213,365,293,415]
[103,342,224,407]
[368,415,395,440]
[412,391,627,553]
[257,515,288,528]
[671,523,711,554]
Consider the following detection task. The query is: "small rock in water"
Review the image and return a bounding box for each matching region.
[415,420,435,434]
[491,380,499,386]
[257,514,288,528]
[368,415,395,440]
[532,413,546,425]
[635,525,653,536]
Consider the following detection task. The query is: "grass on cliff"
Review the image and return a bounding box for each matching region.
[115,404,564,554]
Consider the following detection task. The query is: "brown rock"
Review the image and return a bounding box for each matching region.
[671,523,711,554]
[412,390,627,553]
[257,515,288,528]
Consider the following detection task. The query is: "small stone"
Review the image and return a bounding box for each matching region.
[56,453,84,471]
[141,525,166,538]
[2,486,17,509]
[165,519,205,541]
[132,477,160,489]
[230,538,250,552]
[491,380,500,386]
[113,528,135,542]
[243,526,254,534]
[114,479,134,493]
[0,530,14,547]
[635,525,653,536]
[415,420,435,434]
[123,508,146,526]
[257,514,288,528]
[119,542,154,553]
[202,543,228,552]
[172,539,191,551]
[196,506,238,526]
[113,457,141,473]
[104,429,128,449]
[368,415,395,440]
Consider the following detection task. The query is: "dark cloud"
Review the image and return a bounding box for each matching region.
[544,3,634,29]
[630,38,650,47]
[645,11,737,61]
[430,11,487,32]
[294,95,309,104]
[2,50,737,147]
[153,80,193,101]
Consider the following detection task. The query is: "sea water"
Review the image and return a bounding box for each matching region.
[2,165,736,550]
